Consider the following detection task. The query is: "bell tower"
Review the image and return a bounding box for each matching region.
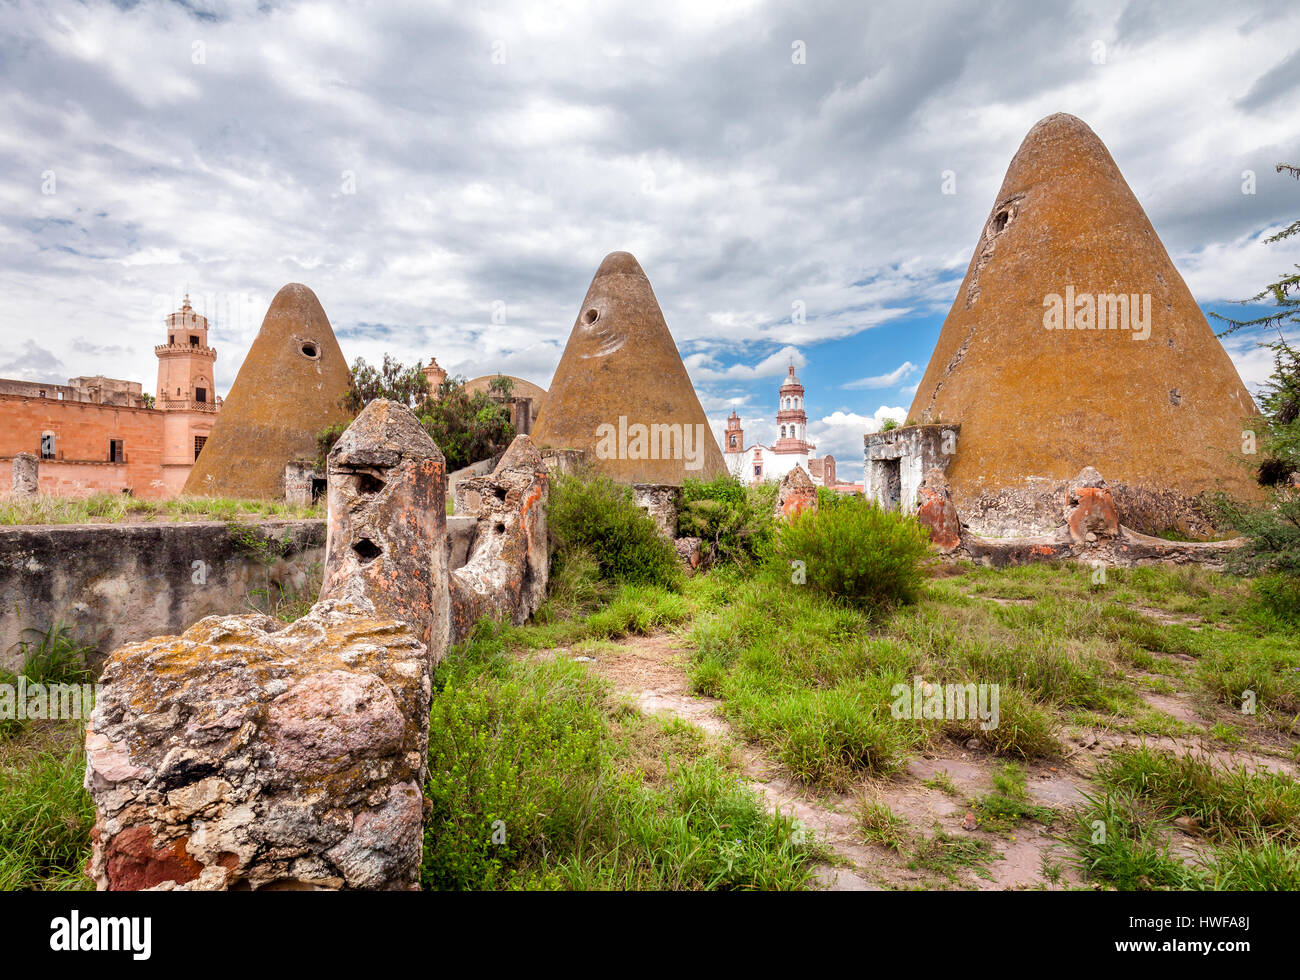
[155,295,221,494]
[156,295,218,409]
[773,364,811,454]
[724,410,744,453]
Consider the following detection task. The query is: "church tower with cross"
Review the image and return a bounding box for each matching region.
[722,362,837,487]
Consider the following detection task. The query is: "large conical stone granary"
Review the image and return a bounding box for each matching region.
[532,251,727,484]
[184,283,353,499]
[904,113,1259,533]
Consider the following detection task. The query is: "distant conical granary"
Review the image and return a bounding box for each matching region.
[532,252,727,484]
[184,283,352,499]
[907,112,1259,527]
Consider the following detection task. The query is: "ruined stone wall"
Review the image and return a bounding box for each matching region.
[449,436,549,642]
[0,520,325,671]
[633,483,681,538]
[865,424,958,513]
[911,466,1244,570]
[960,479,1223,538]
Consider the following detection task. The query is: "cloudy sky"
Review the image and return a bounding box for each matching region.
[1,0,1297,479]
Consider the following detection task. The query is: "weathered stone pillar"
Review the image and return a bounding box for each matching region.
[84,400,442,891]
[449,435,549,643]
[12,452,38,497]
[320,399,450,664]
[283,460,316,506]
[916,468,962,553]
[775,464,817,519]
[633,483,681,538]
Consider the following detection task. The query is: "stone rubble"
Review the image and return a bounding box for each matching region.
[449,435,549,644]
[85,400,549,891]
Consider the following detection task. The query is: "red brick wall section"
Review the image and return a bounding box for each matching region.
[0,394,167,498]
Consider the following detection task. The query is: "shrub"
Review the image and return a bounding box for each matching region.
[1209,487,1300,576]
[549,472,681,588]
[1250,572,1300,623]
[772,497,931,611]
[677,476,776,566]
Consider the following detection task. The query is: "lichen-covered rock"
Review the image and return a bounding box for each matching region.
[1065,467,1119,545]
[85,600,430,891]
[86,400,445,892]
[674,536,705,575]
[449,435,549,642]
[775,465,817,519]
[916,468,962,553]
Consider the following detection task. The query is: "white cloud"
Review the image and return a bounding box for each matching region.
[806,406,908,480]
[0,0,1294,413]
[843,360,918,389]
[686,345,804,382]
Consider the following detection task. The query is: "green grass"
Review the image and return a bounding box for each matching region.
[0,492,322,526]
[509,581,692,650]
[970,762,1056,833]
[1,622,97,740]
[907,828,999,884]
[922,770,959,796]
[421,619,822,890]
[682,568,1086,787]
[1067,747,1300,890]
[856,797,910,851]
[0,723,94,890]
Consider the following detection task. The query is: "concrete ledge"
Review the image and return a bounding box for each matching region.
[0,519,326,669]
[958,525,1244,569]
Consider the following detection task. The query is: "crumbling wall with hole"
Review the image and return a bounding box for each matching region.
[320,401,450,661]
[865,424,958,512]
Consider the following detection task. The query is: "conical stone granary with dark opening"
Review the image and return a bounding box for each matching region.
[533,251,727,484]
[185,283,353,499]
[905,113,1260,532]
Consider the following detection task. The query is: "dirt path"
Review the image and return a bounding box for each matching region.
[527,625,1297,890]
[529,634,1089,889]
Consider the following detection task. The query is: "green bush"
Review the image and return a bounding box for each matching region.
[677,476,776,567]
[772,497,931,611]
[549,472,681,588]
[1210,487,1300,576]
[1250,572,1300,623]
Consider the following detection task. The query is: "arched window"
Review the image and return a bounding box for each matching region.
[780,425,787,438]
[40,432,56,459]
